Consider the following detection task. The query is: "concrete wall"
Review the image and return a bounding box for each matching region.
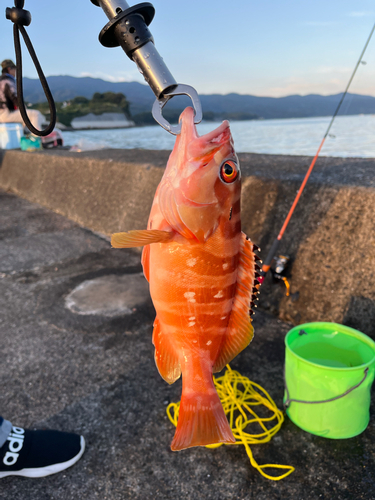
[0,148,374,336]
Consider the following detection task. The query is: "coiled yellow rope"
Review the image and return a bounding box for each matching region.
[166,365,295,481]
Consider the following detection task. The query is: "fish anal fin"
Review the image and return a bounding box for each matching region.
[153,317,181,385]
[111,229,172,248]
[141,245,150,282]
[213,232,255,373]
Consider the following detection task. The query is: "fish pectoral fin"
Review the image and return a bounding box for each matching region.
[213,233,255,373]
[111,229,173,248]
[153,317,181,384]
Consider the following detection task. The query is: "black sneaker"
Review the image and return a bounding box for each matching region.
[0,426,85,478]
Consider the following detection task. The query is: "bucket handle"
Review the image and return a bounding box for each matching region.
[284,367,369,410]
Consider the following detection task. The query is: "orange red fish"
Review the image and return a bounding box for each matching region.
[112,107,259,450]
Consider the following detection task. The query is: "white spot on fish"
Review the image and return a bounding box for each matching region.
[188,321,196,327]
[214,290,224,298]
[189,316,195,321]
[221,316,226,320]
[187,258,197,267]
[222,263,229,270]
[192,340,197,343]
[184,292,196,303]
[206,340,212,345]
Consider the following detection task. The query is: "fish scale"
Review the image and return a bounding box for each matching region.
[150,231,240,340]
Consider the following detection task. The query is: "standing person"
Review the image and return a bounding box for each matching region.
[0,59,45,131]
[0,416,85,478]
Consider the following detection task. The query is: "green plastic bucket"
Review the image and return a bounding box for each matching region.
[284,322,375,439]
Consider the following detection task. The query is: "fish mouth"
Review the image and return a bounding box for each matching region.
[159,107,236,242]
[178,107,233,164]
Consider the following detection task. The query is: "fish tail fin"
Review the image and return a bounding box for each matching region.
[171,382,235,451]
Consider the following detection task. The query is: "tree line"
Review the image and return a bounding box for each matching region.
[30,92,131,127]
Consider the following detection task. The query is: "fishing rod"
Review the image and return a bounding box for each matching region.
[258,21,375,285]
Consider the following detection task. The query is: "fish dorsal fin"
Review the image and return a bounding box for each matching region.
[111,229,173,248]
[153,317,181,384]
[213,233,256,373]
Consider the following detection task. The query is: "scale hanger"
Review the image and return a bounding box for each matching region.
[91,0,202,135]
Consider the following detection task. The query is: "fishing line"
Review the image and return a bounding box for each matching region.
[259,21,375,282]
[167,365,295,481]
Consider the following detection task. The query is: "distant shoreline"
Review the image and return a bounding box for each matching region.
[59,112,373,132]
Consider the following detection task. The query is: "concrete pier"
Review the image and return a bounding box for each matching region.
[1,148,374,335]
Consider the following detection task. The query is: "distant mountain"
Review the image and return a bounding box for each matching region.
[199,93,375,119]
[23,75,375,120]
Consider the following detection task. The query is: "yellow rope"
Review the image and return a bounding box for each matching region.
[166,365,295,481]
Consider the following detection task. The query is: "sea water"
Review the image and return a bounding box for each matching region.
[293,342,366,368]
[62,114,375,157]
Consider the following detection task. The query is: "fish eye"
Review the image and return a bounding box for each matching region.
[220,160,239,184]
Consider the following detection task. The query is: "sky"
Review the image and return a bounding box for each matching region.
[1,0,375,98]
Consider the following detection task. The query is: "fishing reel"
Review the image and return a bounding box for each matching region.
[91,0,202,134]
[271,255,292,297]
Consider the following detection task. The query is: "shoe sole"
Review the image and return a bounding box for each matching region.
[0,435,85,478]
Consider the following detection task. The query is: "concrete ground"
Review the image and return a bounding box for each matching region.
[0,188,374,499]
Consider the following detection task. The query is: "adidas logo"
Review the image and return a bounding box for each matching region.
[3,427,25,466]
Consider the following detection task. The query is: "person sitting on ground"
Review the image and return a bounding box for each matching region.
[0,415,85,478]
[0,59,45,132]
